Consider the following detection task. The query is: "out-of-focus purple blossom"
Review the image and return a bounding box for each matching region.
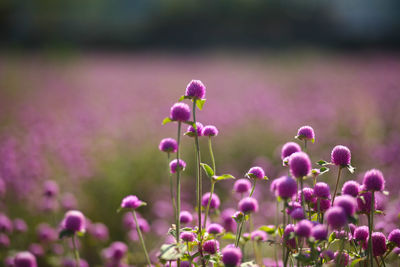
[247,166,265,180]
[62,258,89,267]
[13,218,27,233]
[14,251,37,267]
[326,207,347,229]
[88,222,109,241]
[298,187,315,204]
[311,224,327,241]
[158,138,178,153]
[283,224,296,249]
[169,159,186,174]
[388,229,400,247]
[295,219,313,238]
[179,211,193,224]
[281,142,302,160]
[233,179,252,194]
[0,213,13,234]
[203,239,219,254]
[62,210,86,233]
[333,195,357,217]
[170,103,190,122]
[28,243,44,257]
[61,193,77,210]
[185,80,206,99]
[238,197,258,214]
[290,208,305,220]
[334,251,349,266]
[0,178,5,198]
[120,195,144,210]
[201,192,220,209]
[0,233,10,248]
[52,243,64,255]
[314,182,331,199]
[220,208,236,232]
[341,180,360,197]
[289,152,311,178]
[251,230,268,241]
[207,223,224,235]
[43,180,59,197]
[202,125,219,137]
[312,198,331,212]
[103,241,128,262]
[37,223,57,243]
[371,232,387,256]
[357,190,376,214]
[186,122,203,137]
[320,250,334,261]
[277,176,297,199]
[4,256,14,267]
[222,246,242,267]
[286,201,302,215]
[354,226,369,242]
[363,169,385,192]
[331,145,351,167]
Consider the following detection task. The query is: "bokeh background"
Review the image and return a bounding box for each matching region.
[1,0,400,266]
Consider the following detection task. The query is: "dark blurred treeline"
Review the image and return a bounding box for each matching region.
[1,0,400,50]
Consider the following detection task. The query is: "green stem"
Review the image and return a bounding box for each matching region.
[381,256,386,267]
[369,192,375,267]
[283,199,288,267]
[72,235,80,267]
[208,136,216,174]
[304,140,307,152]
[274,201,279,267]
[317,198,321,223]
[176,122,182,267]
[332,167,343,206]
[203,181,215,229]
[300,177,305,211]
[133,211,152,266]
[235,220,244,247]
[249,179,256,197]
[249,215,262,266]
[168,153,177,224]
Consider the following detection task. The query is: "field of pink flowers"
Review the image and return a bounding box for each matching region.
[0,51,400,266]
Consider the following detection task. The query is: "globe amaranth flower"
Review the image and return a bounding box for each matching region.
[250,230,268,241]
[29,243,44,257]
[62,210,86,233]
[185,80,206,99]
[363,169,385,192]
[295,220,313,238]
[357,191,376,214]
[169,159,186,174]
[334,251,349,266]
[290,208,305,220]
[62,258,89,267]
[289,152,311,178]
[186,122,203,137]
[233,179,252,194]
[325,207,347,229]
[371,232,387,256]
[170,103,191,122]
[203,239,219,254]
[312,198,331,212]
[207,223,224,235]
[238,197,259,214]
[37,223,57,243]
[270,177,282,196]
[283,224,297,249]
[0,233,10,248]
[333,195,357,217]
[313,182,331,199]
[341,180,360,197]
[202,125,219,137]
[311,224,328,241]
[221,208,236,233]
[299,188,315,204]
[277,176,297,199]
[120,195,145,210]
[388,229,400,247]
[286,201,302,215]
[281,142,302,160]
[14,218,27,233]
[296,126,315,141]
[201,192,220,209]
[247,166,265,180]
[179,211,193,224]
[0,213,13,234]
[14,251,37,267]
[89,223,109,242]
[159,138,178,153]
[61,193,77,210]
[331,145,351,167]
[43,180,59,197]
[222,246,242,267]
[354,226,369,242]
[180,231,196,242]
[103,241,128,261]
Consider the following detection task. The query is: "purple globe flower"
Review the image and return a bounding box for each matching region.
[321,250,334,261]
[233,179,252,194]
[312,198,331,212]
[103,241,128,261]
[222,246,242,267]
[29,243,44,257]
[185,80,206,99]
[180,231,196,242]
[289,152,311,178]
[389,229,400,247]
[363,169,385,192]
[342,180,360,197]
[371,232,387,256]
[201,192,220,209]
[296,126,315,141]
[357,191,376,214]
[0,213,13,234]
[169,159,186,174]
[270,177,282,196]
[37,223,57,243]
[14,252,37,267]
[120,195,144,210]
[170,103,190,122]
[221,208,236,232]
[238,197,259,214]
[62,210,86,233]
[61,193,77,210]
[203,239,219,254]
[43,180,59,197]
[0,179,5,198]
[334,252,349,266]
[202,125,219,137]
[4,256,14,267]
[286,201,302,215]
[186,122,204,137]
[207,223,224,235]
[89,223,109,241]
[354,226,369,242]
[250,230,268,241]
[281,142,302,160]
[311,224,328,241]
[314,182,331,199]
[247,166,265,180]
[333,195,357,217]
[331,145,351,167]
[325,207,347,229]
[0,233,10,248]
[290,208,305,220]
[179,211,193,224]
[283,224,297,249]
[14,218,28,233]
[295,220,313,238]
[159,138,178,153]
[299,188,315,204]
[277,176,297,199]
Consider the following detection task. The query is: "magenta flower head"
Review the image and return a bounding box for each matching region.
[321,250,334,261]
[221,208,236,232]
[169,159,186,173]
[331,145,351,167]
[286,201,302,215]
[89,223,109,241]
[289,152,311,178]
[314,182,331,199]
[311,224,328,241]
[389,229,400,247]
[186,122,203,137]
[334,195,357,217]
[185,80,206,99]
[371,232,387,256]
[170,103,190,122]
[222,246,242,267]
[295,220,313,238]
[277,176,297,199]
[0,213,13,234]
[159,138,178,153]
[201,192,220,209]
[357,190,376,214]
[14,218,28,233]
[299,188,315,204]
[354,226,369,242]
[325,207,347,229]
[290,208,305,221]
[207,223,224,235]
[233,179,252,194]
[202,125,219,137]
[14,251,37,267]
[251,230,268,241]
[0,233,10,248]
[62,210,86,233]
[363,169,385,191]
[120,195,145,210]
[296,126,315,142]
[203,239,219,254]
[238,197,259,214]
[43,180,59,197]
[281,142,302,160]
[104,241,128,261]
[180,231,196,242]
[246,166,266,180]
[179,211,193,224]
[342,180,360,197]
[283,224,297,249]
[37,223,57,243]
[334,252,349,266]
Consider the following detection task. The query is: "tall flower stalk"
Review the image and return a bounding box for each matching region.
[203,135,217,228]
[133,210,152,266]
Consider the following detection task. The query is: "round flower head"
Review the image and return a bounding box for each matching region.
[61,193,77,210]
[203,239,219,254]
[295,220,313,238]
[0,213,13,234]
[238,197,259,214]
[389,229,400,247]
[37,223,57,243]
[201,192,220,209]
[89,223,109,241]
[290,208,305,220]
[159,138,178,153]
[62,210,86,232]
[29,243,44,257]
[179,211,193,224]
[286,201,302,215]
[311,224,328,241]
[0,179,5,198]
[120,195,144,210]
[14,251,37,267]
[0,233,10,248]
[4,256,15,267]
[186,122,203,137]
[43,180,59,197]
[222,246,242,267]
[334,251,349,266]
[221,208,236,232]
[14,218,28,233]
[299,188,315,204]
[185,80,206,99]
[180,231,196,242]
[247,166,265,180]
[170,103,190,122]
[371,232,387,256]
[321,250,334,261]
[169,159,186,174]
[281,142,302,160]
[314,182,331,199]
[342,180,360,197]
[251,230,268,241]
[357,191,376,214]
[270,177,282,195]
[277,176,297,199]
[312,198,331,212]
[104,241,128,261]
[297,126,315,141]
[233,179,252,194]
[334,195,357,217]
[363,169,385,191]
[289,152,311,178]
[202,125,219,137]
[283,224,297,249]
[207,223,224,235]
[325,207,347,229]
[354,226,369,242]
[331,145,351,167]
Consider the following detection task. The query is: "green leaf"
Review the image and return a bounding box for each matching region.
[328,232,336,243]
[162,117,173,125]
[350,257,366,267]
[159,243,187,261]
[196,99,206,110]
[213,174,235,181]
[311,138,315,143]
[375,210,384,215]
[222,232,236,240]
[183,121,196,127]
[263,176,269,180]
[200,163,214,178]
[59,229,74,239]
[319,167,329,174]
[278,227,284,237]
[184,131,196,137]
[346,164,356,174]
[259,225,276,234]
[316,160,329,166]
[246,173,259,179]
[178,95,187,101]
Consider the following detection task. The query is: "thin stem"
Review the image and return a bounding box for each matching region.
[332,167,343,206]
[235,220,244,247]
[274,201,279,267]
[380,256,386,267]
[176,121,182,267]
[374,257,381,267]
[300,177,305,211]
[249,215,262,266]
[317,198,321,223]
[369,192,375,267]
[203,181,215,229]
[167,152,177,224]
[283,199,288,267]
[249,179,256,197]
[133,211,152,266]
[304,140,307,152]
[71,235,80,267]
[208,136,216,174]
[367,214,373,267]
